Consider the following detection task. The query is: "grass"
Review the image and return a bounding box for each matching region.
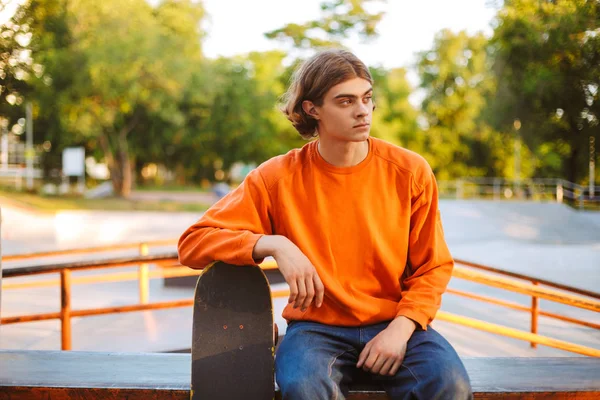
[135,184,211,192]
[0,189,211,213]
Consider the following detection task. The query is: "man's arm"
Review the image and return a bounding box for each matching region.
[178,169,273,268]
[178,169,325,311]
[253,235,324,311]
[395,170,454,330]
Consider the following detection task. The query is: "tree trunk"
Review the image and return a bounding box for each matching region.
[117,132,132,198]
[98,132,121,196]
[566,142,579,183]
[98,133,132,198]
[98,113,140,198]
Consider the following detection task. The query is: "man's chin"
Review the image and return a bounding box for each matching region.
[322,131,370,143]
[351,132,370,142]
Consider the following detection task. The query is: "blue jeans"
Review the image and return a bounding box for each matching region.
[275,321,472,400]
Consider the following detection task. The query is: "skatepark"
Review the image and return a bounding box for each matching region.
[2,198,598,357]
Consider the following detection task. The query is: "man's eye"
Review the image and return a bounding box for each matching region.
[363,96,373,103]
[340,99,351,105]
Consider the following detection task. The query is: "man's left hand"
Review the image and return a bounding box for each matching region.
[356,316,416,376]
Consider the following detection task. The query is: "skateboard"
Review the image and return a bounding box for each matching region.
[191,261,275,399]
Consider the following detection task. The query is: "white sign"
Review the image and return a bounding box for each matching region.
[62,147,85,177]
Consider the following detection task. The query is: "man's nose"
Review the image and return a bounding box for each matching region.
[355,101,369,117]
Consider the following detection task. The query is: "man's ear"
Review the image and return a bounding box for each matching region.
[302,100,319,120]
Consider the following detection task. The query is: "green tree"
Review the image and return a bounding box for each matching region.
[18,0,80,176]
[369,66,420,150]
[417,29,517,180]
[58,0,205,196]
[491,0,599,182]
[173,51,302,184]
[265,0,385,49]
[0,0,38,123]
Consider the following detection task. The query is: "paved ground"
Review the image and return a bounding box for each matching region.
[129,190,217,204]
[1,199,599,356]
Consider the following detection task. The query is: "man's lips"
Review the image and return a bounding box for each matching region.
[354,122,371,128]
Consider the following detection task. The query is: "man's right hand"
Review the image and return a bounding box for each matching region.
[253,235,324,311]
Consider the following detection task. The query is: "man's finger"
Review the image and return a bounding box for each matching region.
[378,358,394,376]
[302,277,315,311]
[362,352,379,373]
[389,358,402,376]
[313,273,325,308]
[287,279,298,305]
[295,278,307,309]
[370,353,386,374]
[356,343,370,368]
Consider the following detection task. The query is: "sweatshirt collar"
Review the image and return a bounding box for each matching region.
[311,137,374,174]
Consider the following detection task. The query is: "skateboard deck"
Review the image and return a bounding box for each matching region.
[191,261,274,400]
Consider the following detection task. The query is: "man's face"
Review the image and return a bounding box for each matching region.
[308,77,373,142]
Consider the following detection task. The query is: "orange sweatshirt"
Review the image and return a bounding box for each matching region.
[178,137,454,329]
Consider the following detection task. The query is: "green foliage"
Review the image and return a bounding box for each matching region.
[153,51,304,184]
[491,0,599,182]
[0,0,38,122]
[369,66,420,149]
[3,0,597,194]
[417,30,505,180]
[265,0,385,49]
[49,0,204,196]
[64,0,198,134]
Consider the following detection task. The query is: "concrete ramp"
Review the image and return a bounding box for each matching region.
[439,201,600,294]
[441,200,600,245]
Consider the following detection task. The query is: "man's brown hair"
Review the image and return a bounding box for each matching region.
[280,49,374,139]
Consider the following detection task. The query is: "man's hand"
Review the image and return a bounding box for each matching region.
[253,235,324,311]
[356,316,416,376]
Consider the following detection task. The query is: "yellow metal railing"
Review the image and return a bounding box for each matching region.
[2,241,599,356]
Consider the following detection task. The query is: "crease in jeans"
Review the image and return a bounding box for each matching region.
[327,348,354,400]
[359,327,363,346]
[400,363,419,385]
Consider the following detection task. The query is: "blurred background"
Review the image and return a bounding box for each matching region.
[0,0,598,357]
[0,0,597,202]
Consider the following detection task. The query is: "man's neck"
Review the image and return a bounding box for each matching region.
[317,136,369,168]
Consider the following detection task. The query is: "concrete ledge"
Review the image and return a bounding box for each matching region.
[1,350,599,399]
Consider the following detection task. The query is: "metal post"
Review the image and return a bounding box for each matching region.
[456,179,463,200]
[590,136,595,199]
[15,168,22,191]
[25,103,34,190]
[513,119,522,199]
[0,207,2,327]
[531,282,539,348]
[493,178,500,201]
[139,243,149,304]
[0,121,7,171]
[556,181,563,204]
[514,136,521,181]
[60,269,72,350]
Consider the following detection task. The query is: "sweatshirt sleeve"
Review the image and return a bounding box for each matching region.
[395,170,454,330]
[178,168,273,268]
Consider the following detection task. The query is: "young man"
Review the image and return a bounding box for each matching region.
[178,49,472,399]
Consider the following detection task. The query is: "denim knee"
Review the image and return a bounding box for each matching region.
[432,367,473,400]
[278,369,337,400]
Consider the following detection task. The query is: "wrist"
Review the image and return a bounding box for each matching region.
[388,316,417,339]
[253,235,290,259]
